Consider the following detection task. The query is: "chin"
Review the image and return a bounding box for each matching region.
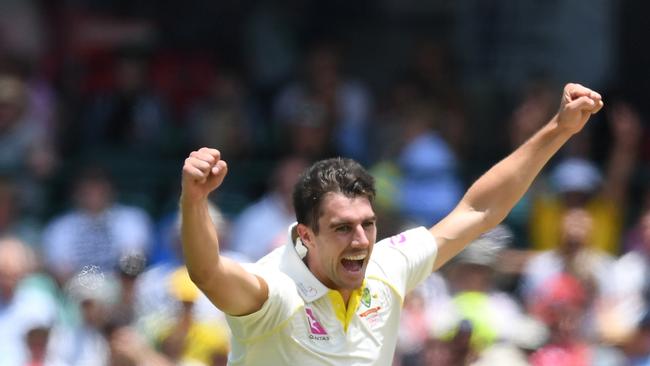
[345,275,366,289]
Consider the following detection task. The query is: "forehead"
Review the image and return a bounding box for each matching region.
[318,192,375,223]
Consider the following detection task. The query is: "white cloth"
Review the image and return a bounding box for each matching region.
[225,225,438,365]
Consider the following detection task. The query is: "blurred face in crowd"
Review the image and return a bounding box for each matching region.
[560,208,593,254]
[75,177,113,214]
[115,57,146,94]
[273,157,308,210]
[0,239,33,300]
[448,262,493,293]
[0,75,27,132]
[546,302,584,345]
[307,45,340,96]
[300,193,376,295]
[81,299,109,328]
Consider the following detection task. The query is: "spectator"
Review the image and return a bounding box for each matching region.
[436,226,545,356]
[0,176,41,247]
[41,166,153,283]
[522,208,615,304]
[106,325,174,366]
[504,80,557,247]
[230,156,309,261]
[530,101,642,254]
[0,55,61,217]
[0,237,60,366]
[136,201,242,344]
[370,101,463,230]
[273,40,372,162]
[50,269,118,366]
[154,268,230,366]
[600,206,650,344]
[185,70,266,159]
[0,72,57,215]
[529,273,626,366]
[395,102,464,226]
[74,48,172,155]
[620,312,650,366]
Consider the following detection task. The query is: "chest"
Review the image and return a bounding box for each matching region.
[288,280,400,356]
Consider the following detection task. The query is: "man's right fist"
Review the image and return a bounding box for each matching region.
[181,148,228,201]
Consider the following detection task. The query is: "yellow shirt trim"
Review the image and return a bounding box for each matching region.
[327,280,366,332]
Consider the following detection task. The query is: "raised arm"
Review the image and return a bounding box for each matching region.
[430,83,604,270]
[180,148,268,315]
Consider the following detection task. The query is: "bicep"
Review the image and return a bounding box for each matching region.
[429,202,490,271]
[194,256,269,316]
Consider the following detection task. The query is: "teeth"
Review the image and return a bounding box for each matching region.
[343,254,367,261]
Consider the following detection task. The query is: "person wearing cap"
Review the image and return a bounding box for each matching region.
[154,268,230,366]
[437,226,547,354]
[529,101,642,254]
[180,83,603,365]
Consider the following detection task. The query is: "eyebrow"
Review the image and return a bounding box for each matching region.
[328,216,377,228]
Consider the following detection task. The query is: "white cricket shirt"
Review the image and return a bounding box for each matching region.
[226,225,438,365]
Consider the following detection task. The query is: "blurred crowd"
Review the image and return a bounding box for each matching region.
[2,1,650,365]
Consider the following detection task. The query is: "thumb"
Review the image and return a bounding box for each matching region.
[206,160,228,188]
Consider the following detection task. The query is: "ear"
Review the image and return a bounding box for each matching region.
[296,223,314,248]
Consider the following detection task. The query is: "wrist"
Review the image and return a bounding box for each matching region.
[180,191,209,206]
[549,114,581,137]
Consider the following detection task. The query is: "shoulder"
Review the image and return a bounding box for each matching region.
[372,227,438,261]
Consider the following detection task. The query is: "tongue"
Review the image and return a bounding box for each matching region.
[341,259,363,272]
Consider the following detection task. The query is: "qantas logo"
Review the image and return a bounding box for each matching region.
[305,308,329,340]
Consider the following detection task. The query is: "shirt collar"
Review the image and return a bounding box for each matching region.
[278,223,329,302]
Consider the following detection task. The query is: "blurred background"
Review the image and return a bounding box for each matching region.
[1,0,650,365]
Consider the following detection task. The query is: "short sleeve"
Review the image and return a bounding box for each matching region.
[369,227,438,298]
[226,264,302,341]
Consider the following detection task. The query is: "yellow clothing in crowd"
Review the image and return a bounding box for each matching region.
[529,195,622,254]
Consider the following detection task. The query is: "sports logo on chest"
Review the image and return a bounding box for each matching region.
[357,286,387,328]
[305,307,330,340]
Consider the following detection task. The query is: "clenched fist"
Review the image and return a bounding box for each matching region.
[556,83,604,134]
[181,147,228,202]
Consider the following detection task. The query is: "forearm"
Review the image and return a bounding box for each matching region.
[431,116,574,269]
[431,84,602,270]
[179,148,268,315]
[180,196,221,285]
[464,115,573,228]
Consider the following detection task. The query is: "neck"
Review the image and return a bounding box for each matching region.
[338,289,352,305]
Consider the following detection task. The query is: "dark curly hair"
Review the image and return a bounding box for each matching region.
[293,157,375,233]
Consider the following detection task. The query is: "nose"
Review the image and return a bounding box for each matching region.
[351,225,370,249]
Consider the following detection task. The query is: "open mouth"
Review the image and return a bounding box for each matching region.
[341,253,366,272]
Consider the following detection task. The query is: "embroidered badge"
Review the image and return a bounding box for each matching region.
[361,287,372,308]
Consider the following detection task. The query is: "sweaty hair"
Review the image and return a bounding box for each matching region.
[293,157,375,233]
